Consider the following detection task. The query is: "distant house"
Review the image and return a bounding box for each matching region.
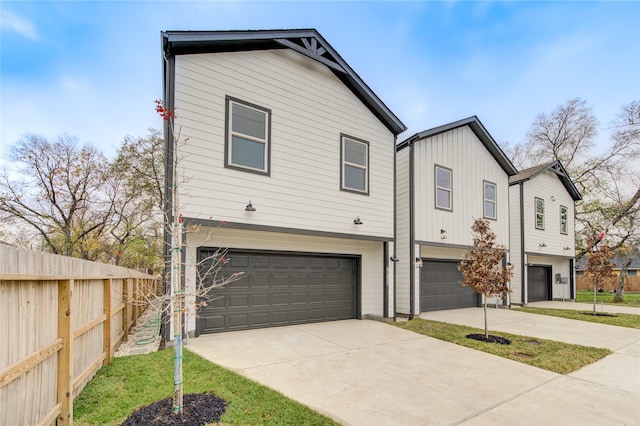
[161,29,406,336]
[509,161,582,304]
[395,117,517,317]
[576,254,640,278]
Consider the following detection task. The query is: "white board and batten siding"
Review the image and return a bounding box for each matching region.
[173,49,395,239]
[412,126,510,247]
[521,170,576,256]
[509,183,524,304]
[395,147,412,314]
[180,227,386,334]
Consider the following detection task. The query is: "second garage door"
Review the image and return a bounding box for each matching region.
[196,249,358,334]
[420,260,479,312]
[527,265,551,302]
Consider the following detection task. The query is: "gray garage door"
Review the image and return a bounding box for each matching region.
[420,260,479,312]
[196,249,358,334]
[527,266,551,302]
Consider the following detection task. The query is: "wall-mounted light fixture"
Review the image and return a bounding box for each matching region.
[245,201,256,212]
[550,196,556,202]
[415,257,423,268]
[390,256,399,262]
[507,262,514,271]
[563,246,571,251]
[539,242,547,247]
[354,217,363,225]
[440,229,447,239]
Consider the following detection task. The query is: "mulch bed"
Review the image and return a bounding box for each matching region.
[121,393,226,426]
[581,312,618,317]
[466,333,511,345]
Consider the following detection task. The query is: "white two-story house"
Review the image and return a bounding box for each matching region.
[395,117,518,317]
[161,29,406,335]
[509,161,582,304]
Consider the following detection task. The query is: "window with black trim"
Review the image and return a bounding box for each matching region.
[560,205,568,234]
[435,165,452,210]
[341,135,369,194]
[483,181,497,219]
[535,197,545,230]
[225,97,271,174]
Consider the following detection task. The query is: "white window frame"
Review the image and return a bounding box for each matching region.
[560,205,568,234]
[535,197,545,230]
[435,165,452,211]
[483,180,497,220]
[225,96,271,175]
[340,135,369,195]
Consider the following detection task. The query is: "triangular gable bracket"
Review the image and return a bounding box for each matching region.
[550,162,567,178]
[275,37,344,73]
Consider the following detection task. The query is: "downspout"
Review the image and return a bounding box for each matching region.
[519,181,526,305]
[569,258,575,299]
[389,134,398,319]
[409,141,415,319]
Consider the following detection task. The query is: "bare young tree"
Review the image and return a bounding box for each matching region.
[582,235,617,314]
[0,134,113,258]
[459,218,512,339]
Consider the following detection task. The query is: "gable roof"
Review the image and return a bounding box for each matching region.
[162,29,407,135]
[396,116,518,176]
[509,161,582,201]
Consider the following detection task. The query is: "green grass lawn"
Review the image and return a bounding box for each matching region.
[576,291,640,306]
[516,306,640,329]
[73,348,339,426]
[394,319,611,374]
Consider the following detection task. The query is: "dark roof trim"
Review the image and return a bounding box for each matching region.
[509,160,582,201]
[396,116,517,176]
[162,29,406,135]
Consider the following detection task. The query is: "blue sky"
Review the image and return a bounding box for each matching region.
[1,1,639,162]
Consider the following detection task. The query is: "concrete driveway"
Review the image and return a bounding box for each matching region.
[187,305,640,426]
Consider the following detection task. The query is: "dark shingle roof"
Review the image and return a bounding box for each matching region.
[509,160,582,201]
[162,29,407,135]
[396,116,517,176]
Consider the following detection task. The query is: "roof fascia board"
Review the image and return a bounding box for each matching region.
[510,161,582,201]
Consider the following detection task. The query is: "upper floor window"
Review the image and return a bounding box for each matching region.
[535,197,545,230]
[341,135,369,194]
[483,181,497,220]
[225,96,271,175]
[560,205,568,234]
[435,165,452,210]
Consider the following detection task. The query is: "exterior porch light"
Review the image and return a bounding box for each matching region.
[440,229,447,239]
[563,246,571,251]
[539,242,547,247]
[354,217,363,225]
[390,256,399,262]
[415,257,423,268]
[245,201,256,212]
[507,262,514,271]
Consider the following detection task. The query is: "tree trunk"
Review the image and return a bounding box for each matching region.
[593,277,597,314]
[483,297,488,339]
[615,246,638,302]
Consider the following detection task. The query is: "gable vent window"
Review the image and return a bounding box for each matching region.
[225,97,271,175]
[560,205,568,234]
[535,197,545,230]
[435,165,452,211]
[483,181,497,220]
[341,135,369,194]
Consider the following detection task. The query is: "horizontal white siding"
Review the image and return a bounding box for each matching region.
[522,171,576,256]
[509,183,524,304]
[173,49,395,238]
[395,147,411,314]
[182,227,385,334]
[412,126,510,247]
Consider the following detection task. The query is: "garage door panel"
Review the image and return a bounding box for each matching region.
[420,260,478,312]
[197,249,358,334]
[528,266,550,302]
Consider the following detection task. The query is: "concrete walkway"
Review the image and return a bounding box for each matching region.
[186,306,640,426]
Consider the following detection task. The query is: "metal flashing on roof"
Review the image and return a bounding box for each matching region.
[162,29,406,135]
[396,116,517,176]
[509,160,582,201]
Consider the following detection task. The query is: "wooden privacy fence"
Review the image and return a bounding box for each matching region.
[576,275,640,292]
[0,245,158,425]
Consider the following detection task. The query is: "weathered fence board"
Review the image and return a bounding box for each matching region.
[0,244,158,425]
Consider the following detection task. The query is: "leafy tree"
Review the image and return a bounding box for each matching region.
[459,218,512,339]
[0,134,113,258]
[582,236,617,314]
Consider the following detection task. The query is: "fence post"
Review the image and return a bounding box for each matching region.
[122,278,129,342]
[57,279,74,425]
[103,278,112,366]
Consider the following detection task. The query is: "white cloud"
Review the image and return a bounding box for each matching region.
[0,9,39,40]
